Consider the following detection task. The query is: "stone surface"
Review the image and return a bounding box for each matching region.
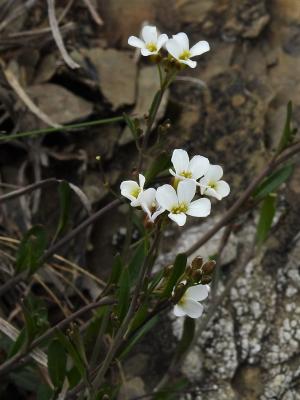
[87,48,137,110]
[27,83,93,124]
[119,66,168,145]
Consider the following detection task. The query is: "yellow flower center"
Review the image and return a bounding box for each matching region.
[208,181,217,189]
[146,42,157,52]
[131,188,141,198]
[171,203,188,214]
[180,170,192,178]
[179,50,191,60]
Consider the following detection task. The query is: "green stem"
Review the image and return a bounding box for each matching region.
[0,116,124,142]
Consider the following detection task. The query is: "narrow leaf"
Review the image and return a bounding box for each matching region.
[53,181,72,242]
[256,194,277,246]
[145,152,171,183]
[48,339,67,389]
[119,315,158,360]
[15,225,47,274]
[161,254,187,298]
[253,164,293,200]
[116,267,130,322]
[128,241,146,284]
[278,101,293,152]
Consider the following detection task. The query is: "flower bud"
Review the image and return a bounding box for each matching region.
[163,264,173,277]
[201,260,216,275]
[172,282,186,303]
[191,256,203,270]
[201,274,213,284]
[191,269,202,283]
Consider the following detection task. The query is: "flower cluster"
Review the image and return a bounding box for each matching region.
[128,25,210,68]
[120,149,230,227]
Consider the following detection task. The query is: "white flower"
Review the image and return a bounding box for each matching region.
[139,188,165,223]
[120,174,145,206]
[156,180,211,226]
[170,149,209,182]
[199,165,230,200]
[128,25,168,56]
[174,284,209,318]
[166,32,210,68]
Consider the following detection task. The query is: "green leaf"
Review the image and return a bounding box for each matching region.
[15,225,47,274]
[53,181,71,242]
[55,330,87,380]
[128,241,147,284]
[119,315,158,360]
[123,113,138,140]
[149,90,162,119]
[145,152,171,183]
[253,164,293,200]
[48,339,67,389]
[127,302,148,334]
[109,254,123,285]
[37,384,53,400]
[256,194,277,247]
[278,101,295,152]
[161,254,187,298]
[116,267,130,322]
[8,328,26,358]
[148,268,165,293]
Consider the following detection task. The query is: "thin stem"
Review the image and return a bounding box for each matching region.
[0,178,58,203]
[66,230,161,398]
[0,297,115,377]
[0,116,124,142]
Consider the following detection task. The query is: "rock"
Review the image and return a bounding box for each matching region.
[118,66,168,146]
[87,48,137,110]
[117,377,145,400]
[98,0,178,47]
[174,0,214,24]
[273,0,300,23]
[27,83,93,124]
[223,0,270,40]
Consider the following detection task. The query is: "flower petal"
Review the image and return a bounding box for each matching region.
[181,299,204,318]
[141,48,154,56]
[173,304,187,317]
[172,32,189,50]
[187,198,211,217]
[181,59,197,68]
[128,36,145,49]
[190,40,210,57]
[189,155,210,180]
[139,188,156,218]
[151,207,165,222]
[168,212,186,226]
[139,174,146,189]
[185,285,209,301]
[120,180,139,200]
[199,177,209,195]
[157,33,169,50]
[141,25,157,44]
[215,180,230,199]
[203,187,222,200]
[156,184,178,211]
[166,39,181,59]
[177,180,196,204]
[171,149,189,174]
[205,164,223,181]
